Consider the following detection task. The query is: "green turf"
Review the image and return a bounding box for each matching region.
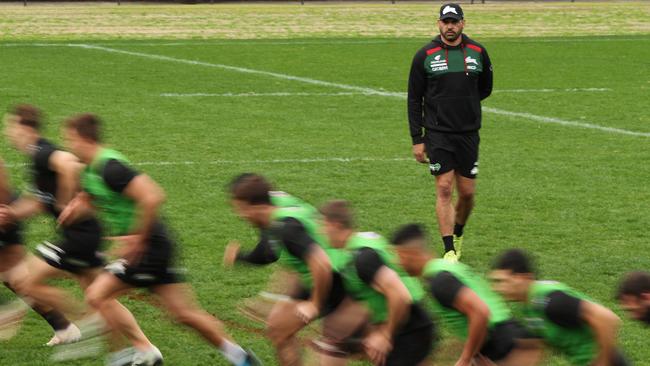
[0,3,649,366]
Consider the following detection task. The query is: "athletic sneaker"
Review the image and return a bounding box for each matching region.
[0,299,28,341]
[51,315,106,362]
[46,323,82,346]
[131,346,163,366]
[443,250,458,263]
[453,235,463,259]
[106,347,136,366]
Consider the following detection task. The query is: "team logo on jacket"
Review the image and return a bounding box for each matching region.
[465,56,479,71]
[430,55,448,72]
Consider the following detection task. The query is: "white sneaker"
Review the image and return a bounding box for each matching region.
[46,323,82,346]
[106,347,137,366]
[131,346,163,366]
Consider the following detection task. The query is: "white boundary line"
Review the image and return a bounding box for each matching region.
[73,44,650,138]
[0,37,648,47]
[161,88,612,97]
[4,157,412,169]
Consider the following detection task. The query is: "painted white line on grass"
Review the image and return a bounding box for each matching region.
[160,91,374,97]
[162,88,612,97]
[73,44,650,138]
[4,157,412,169]
[493,88,611,93]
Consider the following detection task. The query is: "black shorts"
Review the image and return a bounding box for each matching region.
[480,320,530,362]
[0,223,23,249]
[293,272,346,317]
[424,132,479,179]
[106,222,184,288]
[386,303,436,366]
[37,218,104,274]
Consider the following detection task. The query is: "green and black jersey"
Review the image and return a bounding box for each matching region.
[408,34,493,143]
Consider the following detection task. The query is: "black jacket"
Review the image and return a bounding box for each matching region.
[407,34,493,143]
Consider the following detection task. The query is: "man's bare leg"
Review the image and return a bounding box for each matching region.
[435,170,457,256]
[266,300,311,366]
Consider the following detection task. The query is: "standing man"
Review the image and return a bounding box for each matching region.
[407,3,493,262]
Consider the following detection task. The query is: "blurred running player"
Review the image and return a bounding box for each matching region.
[59,114,259,366]
[226,174,347,366]
[0,152,75,344]
[319,201,434,366]
[491,249,629,366]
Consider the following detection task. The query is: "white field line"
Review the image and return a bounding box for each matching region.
[493,88,611,93]
[1,37,649,48]
[3,157,412,169]
[66,44,650,138]
[161,88,612,97]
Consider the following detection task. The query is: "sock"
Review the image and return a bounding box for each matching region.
[453,223,465,238]
[442,236,455,253]
[3,281,71,331]
[220,339,248,366]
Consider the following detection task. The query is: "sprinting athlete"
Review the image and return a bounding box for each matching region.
[59,114,258,366]
[491,249,629,366]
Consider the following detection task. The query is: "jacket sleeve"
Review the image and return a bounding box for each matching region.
[478,47,493,101]
[407,48,427,145]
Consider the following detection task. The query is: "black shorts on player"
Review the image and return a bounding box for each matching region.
[292,272,347,317]
[0,223,23,249]
[105,221,184,288]
[480,320,531,361]
[384,303,436,366]
[424,132,479,179]
[36,218,104,274]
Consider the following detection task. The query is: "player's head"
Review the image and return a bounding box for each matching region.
[64,113,102,163]
[319,200,355,248]
[4,104,42,153]
[617,271,650,325]
[437,3,465,43]
[490,249,536,302]
[390,223,432,276]
[229,173,274,228]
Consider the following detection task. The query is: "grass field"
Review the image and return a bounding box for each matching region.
[0,1,649,365]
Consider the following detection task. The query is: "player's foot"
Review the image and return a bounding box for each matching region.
[46,323,82,346]
[239,349,262,366]
[443,250,458,263]
[131,346,163,366]
[0,300,28,341]
[51,315,106,362]
[453,235,463,259]
[106,347,136,366]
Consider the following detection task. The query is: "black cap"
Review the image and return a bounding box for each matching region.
[439,3,464,21]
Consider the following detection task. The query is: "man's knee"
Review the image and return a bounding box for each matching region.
[436,181,454,200]
[85,285,107,310]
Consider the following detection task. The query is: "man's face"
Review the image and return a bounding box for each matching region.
[394,239,427,276]
[231,199,266,228]
[3,114,31,152]
[63,127,84,160]
[619,294,650,324]
[321,218,345,248]
[489,269,531,302]
[438,18,464,43]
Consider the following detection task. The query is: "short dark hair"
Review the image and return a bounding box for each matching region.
[65,113,101,142]
[617,271,650,300]
[493,249,534,274]
[391,223,426,246]
[320,200,354,229]
[229,173,272,205]
[11,104,41,130]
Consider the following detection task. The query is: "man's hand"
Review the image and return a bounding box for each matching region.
[108,234,146,265]
[57,194,90,227]
[223,241,241,267]
[364,328,393,366]
[412,143,428,164]
[0,205,16,228]
[295,301,319,324]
